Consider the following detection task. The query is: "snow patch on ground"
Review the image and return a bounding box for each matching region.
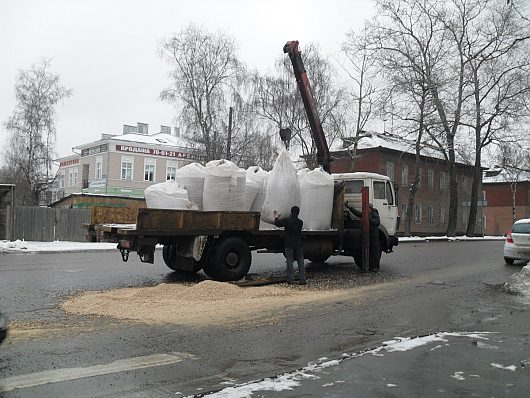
[0,236,505,254]
[503,265,530,303]
[0,239,116,253]
[490,363,517,371]
[194,332,491,397]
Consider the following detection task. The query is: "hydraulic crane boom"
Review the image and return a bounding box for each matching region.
[283,40,331,173]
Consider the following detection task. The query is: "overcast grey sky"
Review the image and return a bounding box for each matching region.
[0,0,375,160]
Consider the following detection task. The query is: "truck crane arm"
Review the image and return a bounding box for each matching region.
[283,40,331,173]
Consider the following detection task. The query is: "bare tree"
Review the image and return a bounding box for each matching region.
[4,60,72,205]
[160,25,246,162]
[341,29,382,169]
[366,0,454,234]
[459,0,530,236]
[252,43,346,168]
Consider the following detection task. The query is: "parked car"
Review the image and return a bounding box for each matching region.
[0,309,7,344]
[504,218,530,265]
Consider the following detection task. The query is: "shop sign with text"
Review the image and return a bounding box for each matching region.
[115,144,202,160]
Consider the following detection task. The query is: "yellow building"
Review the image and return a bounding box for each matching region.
[55,123,203,199]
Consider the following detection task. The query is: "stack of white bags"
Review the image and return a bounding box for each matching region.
[143,149,335,230]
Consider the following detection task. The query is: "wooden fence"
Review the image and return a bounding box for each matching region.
[14,206,91,242]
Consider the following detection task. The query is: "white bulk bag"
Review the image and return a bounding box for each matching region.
[299,168,334,230]
[297,168,310,180]
[203,159,246,211]
[173,162,206,210]
[243,179,259,211]
[261,149,301,224]
[144,180,192,210]
[246,166,269,212]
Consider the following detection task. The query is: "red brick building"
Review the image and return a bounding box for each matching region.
[482,168,530,235]
[329,132,481,236]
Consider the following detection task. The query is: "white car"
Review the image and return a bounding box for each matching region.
[504,218,530,265]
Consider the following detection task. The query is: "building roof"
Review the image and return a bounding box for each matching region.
[483,167,530,184]
[75,132,199,151]
[331,131,470,165]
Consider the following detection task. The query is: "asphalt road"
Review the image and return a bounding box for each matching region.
[0,240,528,397]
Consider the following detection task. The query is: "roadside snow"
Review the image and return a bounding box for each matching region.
[195,332,492,398]
[0,240,116,253]
[503,265,530,303]
[0,235,504,254]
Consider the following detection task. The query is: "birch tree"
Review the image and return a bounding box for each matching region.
[4,60,72,205]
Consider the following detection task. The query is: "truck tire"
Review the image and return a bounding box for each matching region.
[162,245,202,273]
[203,237,251,281]
[353,240,383,270]
[504,257,515,265]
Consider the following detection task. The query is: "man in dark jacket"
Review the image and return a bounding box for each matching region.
[273,206,306,284]
[345,202,381,272]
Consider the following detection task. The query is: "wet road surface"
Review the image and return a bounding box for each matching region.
[0,240,528,397]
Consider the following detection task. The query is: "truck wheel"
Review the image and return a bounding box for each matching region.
[353,242,383,269]
[504,257,515,265]
[203,237,251,281]
[162,245,202,273]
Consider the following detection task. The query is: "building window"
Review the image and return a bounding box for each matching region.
[428,170,434,189]
[401,165,408,186]
[144,158,156,182]
[414,204,422,224]
[386,162,394,181]
[482,191,487,201]
[73,167,78,187]
[95,156,103,180]
[427,206,434,224]
[166,160,177,181]
[440,207,446,224]
[440,171,448,191]
[59,171,65,188]
[121,156,133,180]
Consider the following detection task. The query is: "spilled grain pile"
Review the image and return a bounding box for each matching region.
[62,280,362,326]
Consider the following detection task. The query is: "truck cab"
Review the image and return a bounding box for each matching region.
[332,172,399,250]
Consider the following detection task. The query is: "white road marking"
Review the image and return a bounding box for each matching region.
[0,352,196,393]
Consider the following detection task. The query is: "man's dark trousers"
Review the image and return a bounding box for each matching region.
[285,246,305,283]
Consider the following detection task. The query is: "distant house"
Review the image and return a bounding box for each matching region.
[53,123,203,200]
[482,167,530,235]
[329,132,481,236]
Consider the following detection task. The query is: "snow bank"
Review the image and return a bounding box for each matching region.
[504,265,530,302]
[0,240,116,253]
